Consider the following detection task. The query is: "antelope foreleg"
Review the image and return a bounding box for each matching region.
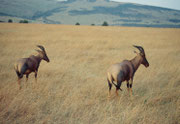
[26,74,29,82]
[127,81,130,95]
[116,89,119,96]
[107,79,112,98]
[129,79,133,96]
[35,71,37,83]
[18,78,22,90]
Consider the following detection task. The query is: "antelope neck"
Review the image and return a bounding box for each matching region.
[130,56,142,73]
[35,54,43,64]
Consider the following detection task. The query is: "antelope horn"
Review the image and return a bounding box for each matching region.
[37,45,45,52]
[133,45,144,53]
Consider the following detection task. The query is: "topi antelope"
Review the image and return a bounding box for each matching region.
[14,45,50,89]
[107,45,149,97]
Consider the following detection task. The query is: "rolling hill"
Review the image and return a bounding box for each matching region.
[0,0,180,27]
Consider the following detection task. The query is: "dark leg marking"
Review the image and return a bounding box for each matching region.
[16,71,23,78]
[130,84,132,88]
[35,72,37,78]
[108,79,112,91]
[127,83,130,88]
[107,79,112,97]
[117,81,122,91]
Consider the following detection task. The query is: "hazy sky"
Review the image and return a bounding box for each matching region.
[111,0,180,10]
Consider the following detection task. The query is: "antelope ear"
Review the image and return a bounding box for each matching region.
[140,52,144,56]
[134,51,138,55]
[35,49,42,53]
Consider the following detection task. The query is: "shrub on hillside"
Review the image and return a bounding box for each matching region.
[102,21,108,26]
[8,19,13,23]
[19,20,29,23]
[75,22,80,25]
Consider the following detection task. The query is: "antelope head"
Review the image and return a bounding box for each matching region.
[133,45,149,67]
[36,45,50,62]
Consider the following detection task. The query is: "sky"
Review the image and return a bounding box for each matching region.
[111,0,180,10]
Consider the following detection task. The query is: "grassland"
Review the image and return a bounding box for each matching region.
[0,23,179,124]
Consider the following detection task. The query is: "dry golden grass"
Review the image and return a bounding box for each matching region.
[0,23,180,124]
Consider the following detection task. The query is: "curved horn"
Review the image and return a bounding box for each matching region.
[37,45,45,52]
[133,45,144,53]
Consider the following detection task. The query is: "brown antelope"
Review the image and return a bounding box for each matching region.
[14,45,50,89]
[107,45,149,97]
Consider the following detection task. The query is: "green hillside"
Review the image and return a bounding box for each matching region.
[0,0,180,27]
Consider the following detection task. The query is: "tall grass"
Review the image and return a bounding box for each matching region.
[0,23,179,124]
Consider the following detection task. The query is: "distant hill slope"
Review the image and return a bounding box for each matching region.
[0,0,180,27]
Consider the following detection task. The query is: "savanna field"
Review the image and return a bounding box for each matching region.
[0,23,179,124]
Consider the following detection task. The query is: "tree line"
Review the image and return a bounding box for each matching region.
[7,19,109,26]
[8,19,29,23]
[76,21,109,26]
